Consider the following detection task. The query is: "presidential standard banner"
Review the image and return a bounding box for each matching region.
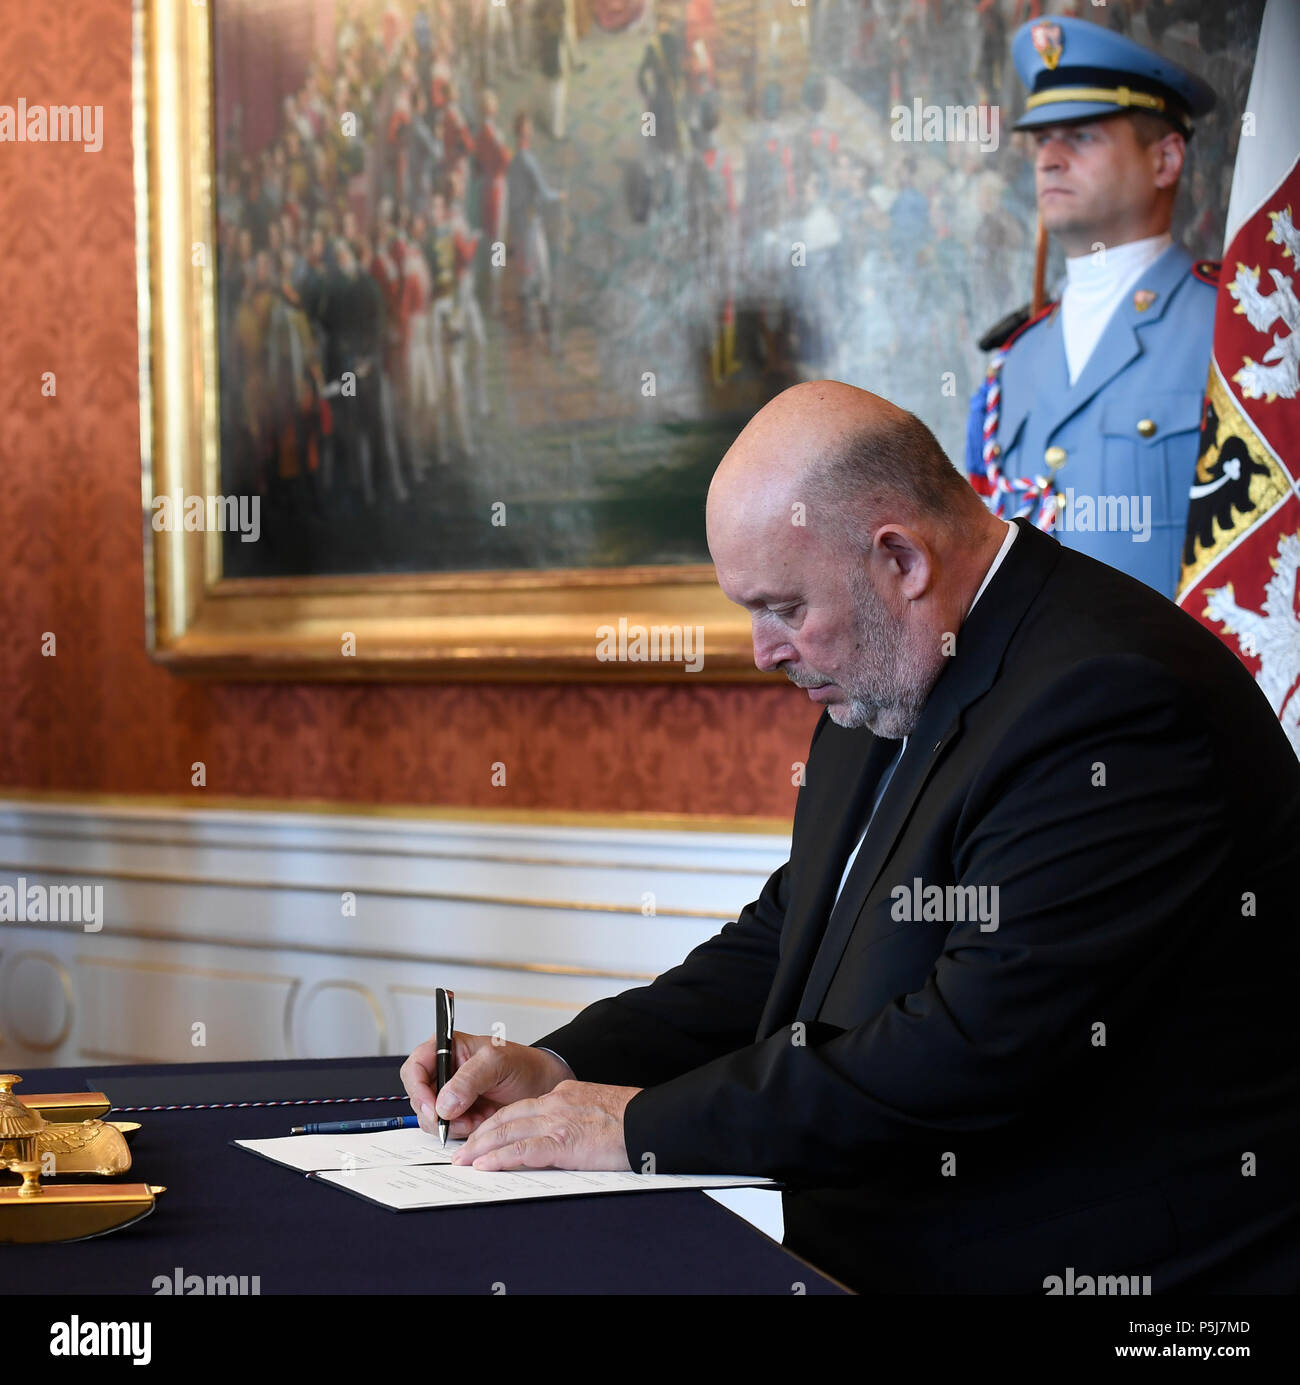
[1177,0,1300,756]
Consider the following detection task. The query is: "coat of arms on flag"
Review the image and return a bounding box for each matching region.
[1177,0,1300,757]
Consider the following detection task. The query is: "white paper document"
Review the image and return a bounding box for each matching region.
[236,1128,774,1211]
[315,1162,772,1211]
[235,1128,463,1173]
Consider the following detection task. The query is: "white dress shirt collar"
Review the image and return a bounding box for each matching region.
[969,519,1018,615]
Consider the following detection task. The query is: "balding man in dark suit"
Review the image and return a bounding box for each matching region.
[402,382,1300,1293]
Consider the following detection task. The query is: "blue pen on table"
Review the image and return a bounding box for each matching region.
[289,1115,420,1135]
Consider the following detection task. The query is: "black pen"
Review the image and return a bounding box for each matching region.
[435,987,454,1148]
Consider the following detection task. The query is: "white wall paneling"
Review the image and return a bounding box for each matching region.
[0,801,790,1070]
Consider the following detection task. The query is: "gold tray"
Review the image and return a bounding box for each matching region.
[0,1165,165,1243]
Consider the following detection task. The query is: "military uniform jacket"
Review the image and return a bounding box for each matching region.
[969,243,1217,598]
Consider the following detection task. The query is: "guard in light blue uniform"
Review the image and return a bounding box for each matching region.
[966,17,1220,599]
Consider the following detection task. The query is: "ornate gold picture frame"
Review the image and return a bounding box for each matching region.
[133,0,757,680]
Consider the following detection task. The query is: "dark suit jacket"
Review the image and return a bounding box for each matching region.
[534,519,1300,1293]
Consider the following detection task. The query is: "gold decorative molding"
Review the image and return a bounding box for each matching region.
[2,829,779,878]
[0,789,792,838]
[76,956,297,985]
[0,861,735,921]
[70,928,658,983]
[390,984,586,1013]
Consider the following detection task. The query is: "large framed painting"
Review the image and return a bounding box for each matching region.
[134,0,1253,678]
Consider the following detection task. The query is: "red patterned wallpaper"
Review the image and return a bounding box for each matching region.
[0,0,813,821]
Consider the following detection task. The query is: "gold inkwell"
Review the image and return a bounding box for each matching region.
[0,1074,164,1243]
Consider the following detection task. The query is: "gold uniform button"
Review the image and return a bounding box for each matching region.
[1137,418,1157,438]
[1044,445,1067,469]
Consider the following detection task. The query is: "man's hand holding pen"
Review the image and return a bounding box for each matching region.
[400,1028,642,1171]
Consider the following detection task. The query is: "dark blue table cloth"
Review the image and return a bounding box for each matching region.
[7,1056,847,1295]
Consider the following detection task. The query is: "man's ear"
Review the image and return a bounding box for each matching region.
[1153,131,1185,190]
[875,527,933,600]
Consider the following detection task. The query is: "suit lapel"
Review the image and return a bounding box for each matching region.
[787,519,1064,1023]
[794,691,962,1021]
[756,730,898,1041]
[1057,298,1141,421]
[1030,304,1069,420]
[1046,244,1191,436]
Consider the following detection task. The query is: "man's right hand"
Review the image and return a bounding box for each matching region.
[400,1031,574,1140]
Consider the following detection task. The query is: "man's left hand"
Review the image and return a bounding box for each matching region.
[450,1080,641,1171]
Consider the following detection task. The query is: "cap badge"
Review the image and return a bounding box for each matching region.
[1031,22,1064,70]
